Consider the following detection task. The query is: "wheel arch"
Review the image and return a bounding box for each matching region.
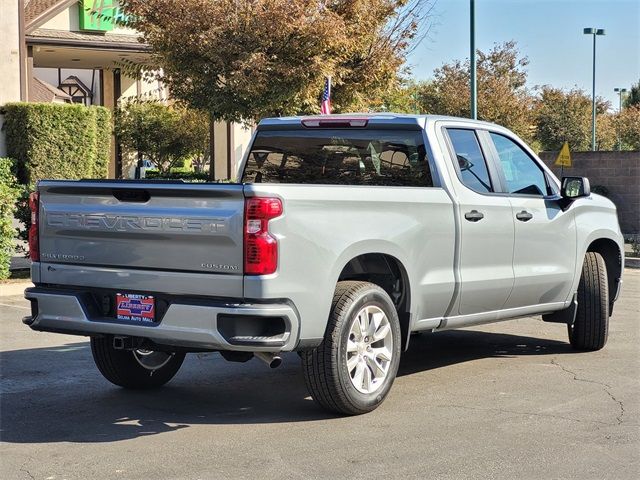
[337,252,412,350]
[586,237,623,310]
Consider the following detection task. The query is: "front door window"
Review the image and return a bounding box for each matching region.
[490,133,549,196]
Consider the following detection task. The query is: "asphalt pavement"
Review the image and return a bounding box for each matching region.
[1,270,638,480]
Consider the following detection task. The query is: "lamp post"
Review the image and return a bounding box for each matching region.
[614,87,627,150]
[470,0,477,119]
[583,27,605,151]
[614,87,627,112]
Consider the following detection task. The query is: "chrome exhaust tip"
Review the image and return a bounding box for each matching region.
[254,352,282,369]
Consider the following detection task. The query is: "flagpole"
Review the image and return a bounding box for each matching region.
[326,76,331,114]
[321,76,332,115]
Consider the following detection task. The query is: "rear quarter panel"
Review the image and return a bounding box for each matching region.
[243,184,456,342]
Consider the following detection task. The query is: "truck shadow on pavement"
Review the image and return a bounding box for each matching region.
[1,329,576,444]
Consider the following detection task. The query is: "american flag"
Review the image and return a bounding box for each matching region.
[320,77,332,114]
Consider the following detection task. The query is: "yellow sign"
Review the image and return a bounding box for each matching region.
[554,141,572,167]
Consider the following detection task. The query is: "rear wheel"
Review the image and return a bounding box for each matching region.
[568,252,609,351]
[302,281,401,415]
[90,337,186,389]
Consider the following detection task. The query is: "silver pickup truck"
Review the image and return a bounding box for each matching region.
[24,114,624,415]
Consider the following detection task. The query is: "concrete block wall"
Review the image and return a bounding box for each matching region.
[539,151,639,234]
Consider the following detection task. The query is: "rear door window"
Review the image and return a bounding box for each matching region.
[446,128,493,193]
[242,129,433,187]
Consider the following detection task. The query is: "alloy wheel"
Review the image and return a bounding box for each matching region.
[345,305,394,394]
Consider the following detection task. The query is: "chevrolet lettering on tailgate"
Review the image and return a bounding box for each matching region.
[46,213,227,233]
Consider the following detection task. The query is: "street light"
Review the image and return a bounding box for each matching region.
[614,87,627,112]
[583,27,605,151]
[470,0,477,120]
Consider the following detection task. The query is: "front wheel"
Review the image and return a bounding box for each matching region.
[91,337,186,389]
[302,281,402,415]
[568,252,609,351]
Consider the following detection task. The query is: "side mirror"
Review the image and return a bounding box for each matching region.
[457,154,472,171]
[561,176,590,199]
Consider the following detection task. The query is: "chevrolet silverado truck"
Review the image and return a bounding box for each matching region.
[23,114,624,415]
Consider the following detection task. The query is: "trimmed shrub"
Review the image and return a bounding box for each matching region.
[13,189,31,248]
[4,103,112,248]
[145,169,209,182]
[0,158,20,279]
[172,157,193,169]
[94,106,112,178]
[3,102,112,184]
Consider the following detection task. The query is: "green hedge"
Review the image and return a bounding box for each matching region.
[0,158,20,279]
[4,103,112,248]
[145,169,209,182]
[3,102,112,184]
[94,106,112,178]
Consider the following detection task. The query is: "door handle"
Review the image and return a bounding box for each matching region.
[464,210,484,222]
[516,210,533,222]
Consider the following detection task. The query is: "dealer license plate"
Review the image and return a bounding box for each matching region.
[116,293,155,323]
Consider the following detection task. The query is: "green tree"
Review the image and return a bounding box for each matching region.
[0,158,19,279]
[368,79,427,114]
[617,105,640,150]
[176,107,211,172]
[533,86,614,151]
[114,102,209,174]
[596,112,618,151]
[119,0,435,122]
[417,41,535,143]
[623,79,640,108]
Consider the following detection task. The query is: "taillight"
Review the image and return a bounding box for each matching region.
[28,192,40,262]
[244,197,283,275]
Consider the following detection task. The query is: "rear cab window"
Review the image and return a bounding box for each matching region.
[242,128,434,187]
[445,128,493,193]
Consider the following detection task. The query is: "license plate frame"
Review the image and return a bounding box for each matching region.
[116,293,155,324]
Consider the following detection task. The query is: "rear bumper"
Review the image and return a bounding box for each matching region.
[24,287,300,352]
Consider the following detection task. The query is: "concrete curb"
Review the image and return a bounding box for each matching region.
[626,257,640,269]
[0,281,32,297]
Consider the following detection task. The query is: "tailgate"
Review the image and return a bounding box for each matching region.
[37,180,245,278]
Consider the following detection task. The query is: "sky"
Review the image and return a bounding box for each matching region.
[406,0,640,111]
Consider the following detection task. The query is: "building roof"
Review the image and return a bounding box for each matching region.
[25,0,62,24]
[25,0,79,33]
[59,75,93,97]
[27,28,149,51]
[31,77,72,103]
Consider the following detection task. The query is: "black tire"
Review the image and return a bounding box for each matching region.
[301,281,402,415]
[568,251,609,351]
[90,337,186,389]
